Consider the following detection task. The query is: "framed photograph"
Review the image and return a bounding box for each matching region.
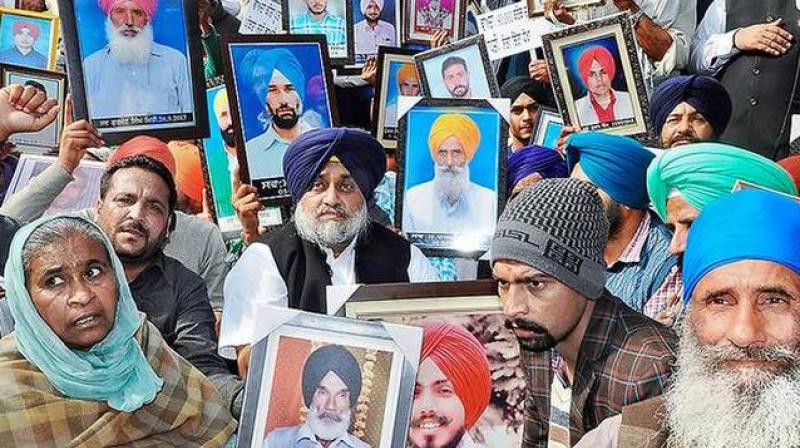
[542,13,651,139]
[414,35,499,100]
[402,0,466,46]
[352,0,399,65]
[531,106,563,149]
[372,46,418,149]
[0,63,66,152]
[59,0,208,144]
[0,8,59,70]
[732,180,800,203]
[282,0,354,65]
[238,310,422,448]
[396,97,509,257]
[526,0,604,17]
[345,280,524,448]
[222,34,339,205]
[2,154,105,215]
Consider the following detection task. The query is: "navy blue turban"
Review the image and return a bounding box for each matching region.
[650,75,732,137]
[301,344,362,408]
[565,132,655,209]
[683,189,800,306]
[507,145,567,191]
[283,128,386,203]
[500,76,555,108]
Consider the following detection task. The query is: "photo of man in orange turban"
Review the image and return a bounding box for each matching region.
[403,112,497,235]
[573,45,634,127]
[409,321,492,448]
[384,62,421,129]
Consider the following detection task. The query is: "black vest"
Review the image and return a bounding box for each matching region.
[720,0,800,160]
[263,222,412,313]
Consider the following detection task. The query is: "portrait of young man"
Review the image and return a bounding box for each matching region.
[288,0,348,60]
[353,0,395,63]
[80,0,194,120]
[0,18,49,69]
[571,44,634,127]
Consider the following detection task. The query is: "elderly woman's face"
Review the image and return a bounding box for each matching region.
[26,232,118,350]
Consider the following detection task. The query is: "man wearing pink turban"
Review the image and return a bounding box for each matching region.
[409,321,492,448]
[82,0,192,120]
[353,0,396,62]
[573,46,634,127]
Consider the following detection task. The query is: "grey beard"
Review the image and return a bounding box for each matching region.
[433,164,470,208]
[665,321,800,448]
[305,405,352,441]
[294,202,369,249]
[105,18,153,65]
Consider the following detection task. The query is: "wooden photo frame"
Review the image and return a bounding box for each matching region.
[414,34,499,100]
[222,34,339,206]
[395,97,509,258]
[542,13,651,139]
[372,46,418,150]
[0,8,59,70]
[0,63,66,152]
[59,0,208,144]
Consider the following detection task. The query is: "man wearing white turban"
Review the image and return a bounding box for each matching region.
[353,0,396,63]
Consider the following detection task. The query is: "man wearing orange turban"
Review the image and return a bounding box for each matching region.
[384,63,421,130]
[0,20,48,69]
[83,0,192,119]
[403,113,497,234]
[409,321,492,448]
[574,46,634,127]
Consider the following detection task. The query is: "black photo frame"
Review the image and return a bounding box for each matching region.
[281,0,355,66]
[395,97,509,258]
[371,45,418,150]
[59,0,209,144]
[414,34,500,100]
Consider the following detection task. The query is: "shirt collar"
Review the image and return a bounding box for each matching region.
[262,116,311,148]
[320,236,358,262]
[295,423,361,447]
[612,211,651,266]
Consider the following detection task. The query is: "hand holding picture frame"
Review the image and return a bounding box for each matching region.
[542,13,652,139]
[0,7,59,71]
[238,308,421,448]
[371,46,419,150]
[395,97,509,258]
[59,0,208,144]
[0,63,66,152]
[414,34,500,100]
[344,280,525,448]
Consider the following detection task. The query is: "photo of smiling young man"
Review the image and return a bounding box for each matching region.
[572,45,634,128]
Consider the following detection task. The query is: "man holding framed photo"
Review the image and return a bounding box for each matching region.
[501,76,555,151]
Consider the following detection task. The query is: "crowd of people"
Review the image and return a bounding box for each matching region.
[1,0,800,447]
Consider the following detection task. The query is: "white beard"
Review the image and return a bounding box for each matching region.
[433,164,470,207]
[105,17,153,65]
[665,322,800,448]
[305,405,352,441]
[294,201,369,249]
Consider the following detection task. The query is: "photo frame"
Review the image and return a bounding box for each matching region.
[0,63,66,152]
[351,0,399,66]
[396,97,509,258]
[402,0,466,46]
[542,13,651,139]
[222,34,339,206]
[414,34,500,100]
[344,280,524,448]
[2,154,105,215]
[732,180,800,203]
[531,106,563,149]
[372,46,419,150]
[526,0,605,17]
[59,0,208,144]
[281,0,355,65]
[238,309,421,448]
[0,8,60,70]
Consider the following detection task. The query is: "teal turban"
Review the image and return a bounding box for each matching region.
[646,143,797,220]
[241,48,306,102]
[683,189,800,305]
[565,132,655,209]
[4,215,163,412]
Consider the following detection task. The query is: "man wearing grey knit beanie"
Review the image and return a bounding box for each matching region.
[491,178,678,448]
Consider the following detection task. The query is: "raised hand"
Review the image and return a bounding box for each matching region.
[0,84,60,141]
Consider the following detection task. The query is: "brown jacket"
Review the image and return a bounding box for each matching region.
[617,396,669,448]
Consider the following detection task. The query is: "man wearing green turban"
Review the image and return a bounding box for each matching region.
[647,142,797,257]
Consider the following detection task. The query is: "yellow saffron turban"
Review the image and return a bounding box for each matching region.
[397,63,418,84]
[428,113,481,161]
[213,89,228,117]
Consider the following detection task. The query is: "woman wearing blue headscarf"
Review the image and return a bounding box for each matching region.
[0,215,235,447]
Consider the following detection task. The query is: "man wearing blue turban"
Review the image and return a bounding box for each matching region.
[649,75,732,149]
[566,132,677,317]
[577,189,800,448]
[220,128,439,370]
[241,47,319,180]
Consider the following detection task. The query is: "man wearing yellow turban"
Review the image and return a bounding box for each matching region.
[403,113,497,234]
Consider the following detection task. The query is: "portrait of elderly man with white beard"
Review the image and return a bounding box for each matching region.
[264,344,370,448]
[576,189,800,448]
[403,113,496,235]
[82,0,192,119]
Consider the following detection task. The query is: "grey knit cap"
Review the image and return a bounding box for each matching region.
[491,178,608,299]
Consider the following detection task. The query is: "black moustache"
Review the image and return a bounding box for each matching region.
[505,318,548,333]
